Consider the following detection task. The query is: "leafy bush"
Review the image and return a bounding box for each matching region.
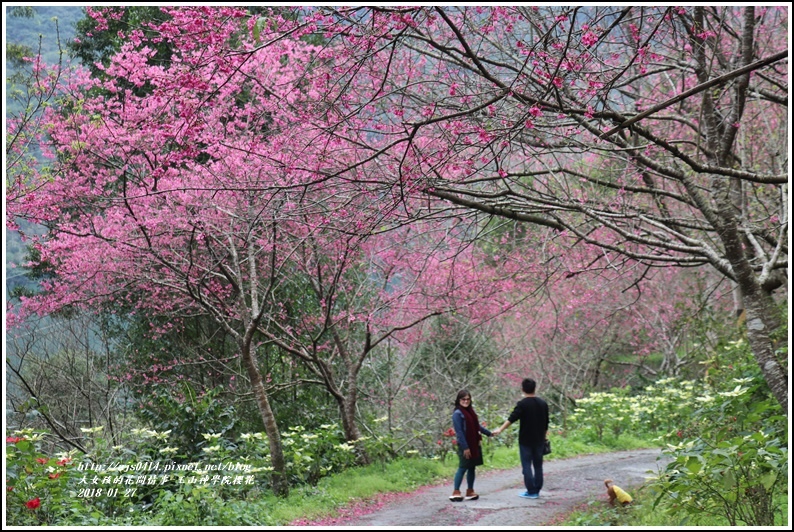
[654,339,788,526]
[6,429,86,526]
[136,384,238,458]
[561,332,788,527]
[4,419,399,526]
[566,379,699,443]
[279,424,359,484]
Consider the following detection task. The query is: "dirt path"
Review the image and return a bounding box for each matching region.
[295,448,670,527]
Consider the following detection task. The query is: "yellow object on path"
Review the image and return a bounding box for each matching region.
[612,484,632,504]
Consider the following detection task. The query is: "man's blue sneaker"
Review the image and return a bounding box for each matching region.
[519,491,540,499]
[528,493,540,499]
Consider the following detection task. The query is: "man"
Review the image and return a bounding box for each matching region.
[493,378,549,499]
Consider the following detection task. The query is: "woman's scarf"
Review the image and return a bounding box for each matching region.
[459,405,481,459]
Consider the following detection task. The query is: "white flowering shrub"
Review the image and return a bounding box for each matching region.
[654,339,788,526]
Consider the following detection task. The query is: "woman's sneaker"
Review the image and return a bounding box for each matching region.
[465,489,479,501]
[449,490,463,502]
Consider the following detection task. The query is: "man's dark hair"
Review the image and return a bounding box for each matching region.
[522,378,536,394]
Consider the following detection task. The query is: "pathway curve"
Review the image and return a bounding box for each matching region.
[295,448,670,527]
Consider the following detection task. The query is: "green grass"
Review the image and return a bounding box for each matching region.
[225,456,456,525]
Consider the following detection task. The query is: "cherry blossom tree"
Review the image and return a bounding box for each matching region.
[7,6,346,496]
[5,6,541,490]
[294,5,789,412]
[498,251,734,404]
[252,214,537,449]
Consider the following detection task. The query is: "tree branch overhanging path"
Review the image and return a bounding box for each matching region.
[300,5,788,412]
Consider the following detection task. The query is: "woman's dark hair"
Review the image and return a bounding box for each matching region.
[454,389,472,410]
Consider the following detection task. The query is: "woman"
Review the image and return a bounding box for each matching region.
[449,389,493,501]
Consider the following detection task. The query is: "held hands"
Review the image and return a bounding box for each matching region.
[492,428,501,436]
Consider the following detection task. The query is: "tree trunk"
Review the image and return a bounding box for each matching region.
[713,184,787,413]
[338,394,362,442]
[738,283,788,413]
[336,390,372,464]
[240,338,289,497]
[704,5,787,414]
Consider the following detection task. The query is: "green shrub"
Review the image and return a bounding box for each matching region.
[5,429,87,526]
[566,379,700,443]
[654,341,788,526]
